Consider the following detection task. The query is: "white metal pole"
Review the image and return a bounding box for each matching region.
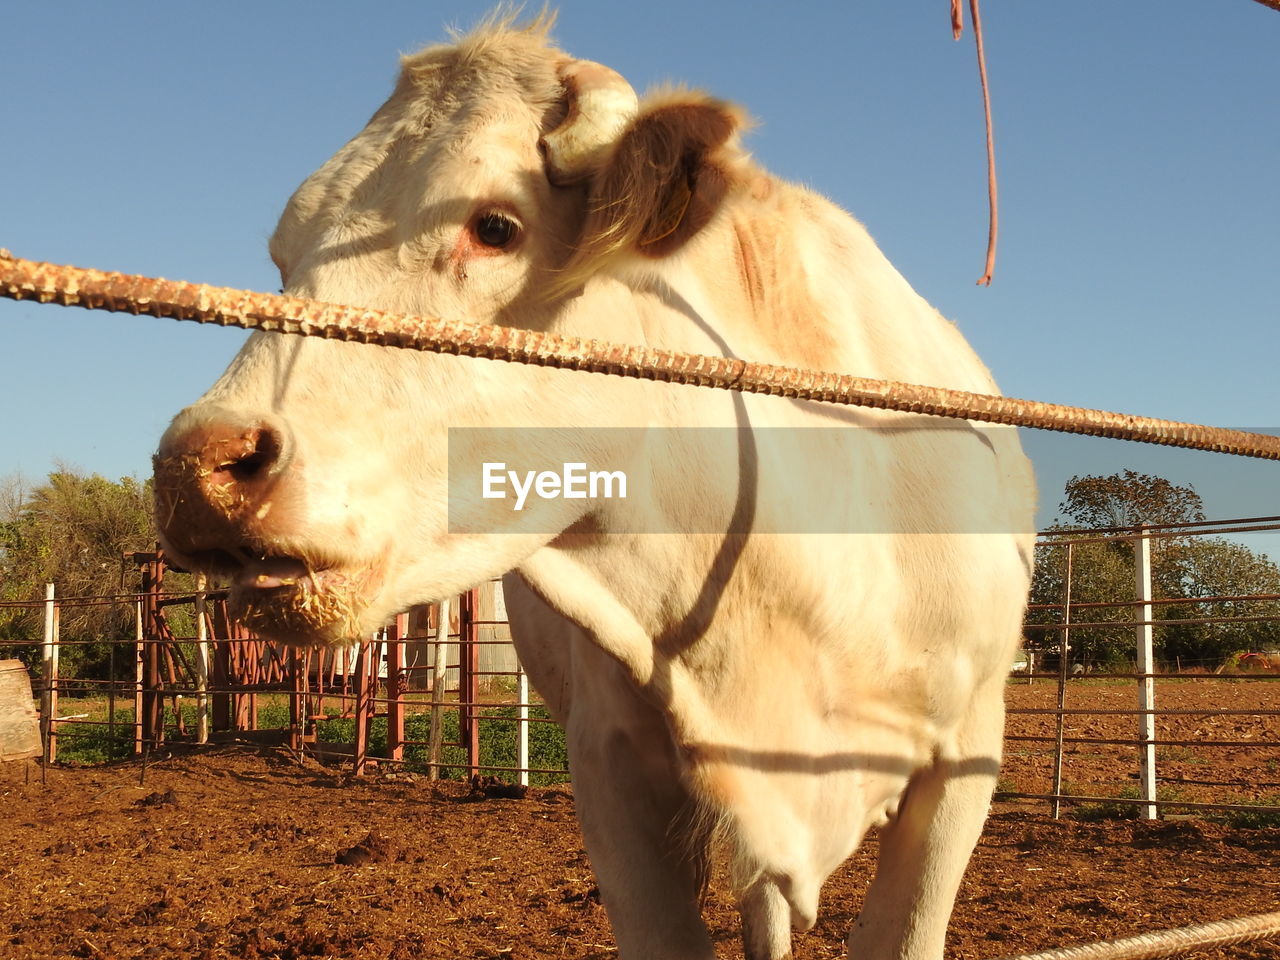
[517,667,530,788]
[134,598,144,756]
[195,575,210,744]
[41,583,56,763]
[1051,543,1072,819]
[427,598,451,781]
[1134,525,1158,820]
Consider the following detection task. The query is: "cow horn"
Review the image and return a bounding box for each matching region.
[542,60,638,186]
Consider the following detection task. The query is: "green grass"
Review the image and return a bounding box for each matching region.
[1212,794,1280,829]
[49,721,134,765]
[993,775,1020,795]
[312,705,569,785]
[1072,784,1187,821]
[44,695,571,785]
[1154,745,1211,765]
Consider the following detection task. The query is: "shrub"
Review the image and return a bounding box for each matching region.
[1212,794,1280,829]
[1073,784,1185,821]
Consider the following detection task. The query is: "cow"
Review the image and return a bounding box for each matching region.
[152,13,1035,960]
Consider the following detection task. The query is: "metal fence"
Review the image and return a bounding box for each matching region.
[1010,515,1280,819]
[3,518,1279,816]
[2,553,556,785]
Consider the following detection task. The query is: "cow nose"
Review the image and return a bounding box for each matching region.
[204,423,281,487]
[153,409,291,565]
[159,416,284,491]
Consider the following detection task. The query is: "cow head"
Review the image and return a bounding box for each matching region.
[153,15,750,645]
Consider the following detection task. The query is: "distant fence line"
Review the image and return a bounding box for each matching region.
[1013,515,1280,819]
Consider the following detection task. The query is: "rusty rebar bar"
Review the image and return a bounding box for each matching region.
[987,909,1280,960]
[4,253,1280,460]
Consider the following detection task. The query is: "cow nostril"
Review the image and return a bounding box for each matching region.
[153,414,294,567]
[210,426,281,485]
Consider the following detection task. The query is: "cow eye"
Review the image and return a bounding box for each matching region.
[474,213,519,248]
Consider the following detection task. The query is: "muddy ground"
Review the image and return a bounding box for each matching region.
[2,679,1277,960]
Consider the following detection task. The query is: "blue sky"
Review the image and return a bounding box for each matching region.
[1,1,1277,534]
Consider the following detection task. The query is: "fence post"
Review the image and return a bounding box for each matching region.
[134,597,144,755]
[1051,543,1073,819]
[41,583,58,765]
[108,642,117,745]
[427,598,451,780]
[386,613,407,764]
[138,555,166,751]
[211,599,231,733]
[517,665,530,788]
[195,576,209,744]
[460,589,481,779]
[1134,524,1158,820]
[352,640,373,776]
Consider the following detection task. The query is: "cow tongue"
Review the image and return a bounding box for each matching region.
[237,556,311,589]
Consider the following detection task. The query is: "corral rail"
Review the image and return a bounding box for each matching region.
[3,252,1280,460]
[5,251,1280,960]
[989,909,1280,960]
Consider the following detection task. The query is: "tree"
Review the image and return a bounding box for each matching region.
[1160,537,1280,665]
[0,467,191,678]
[1031,471,1280,670]
[1057,469,1205,530]
[0,472,27,527]
[1029,532,1139,670]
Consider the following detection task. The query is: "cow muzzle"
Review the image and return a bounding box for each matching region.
[153,407,293,567]
[153,408,378,646]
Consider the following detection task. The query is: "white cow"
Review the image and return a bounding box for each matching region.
[154,14,1035,960]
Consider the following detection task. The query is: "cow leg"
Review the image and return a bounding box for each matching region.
[845,686,1004,960]
[566,645,717,960]
[738,874,793,960]
[509,560,716,957]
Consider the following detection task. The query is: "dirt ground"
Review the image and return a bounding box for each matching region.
[2,680,1277,960]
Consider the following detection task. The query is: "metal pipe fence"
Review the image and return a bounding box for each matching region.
[3,517,1278,817]
[1,554,556,785]
[1009,515,1280,819]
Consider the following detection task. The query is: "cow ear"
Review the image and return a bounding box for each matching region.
[566,92,749,278]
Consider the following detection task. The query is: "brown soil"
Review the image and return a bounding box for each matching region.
[2,680,1277,960]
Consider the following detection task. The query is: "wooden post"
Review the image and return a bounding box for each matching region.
[288,646,300,754]
[460,589,480,779]
[1051,543,1072,819]
[1134,525,1158,820]
[195,576,209,744]
[427,598,451,780]
[41,583,58,765]
[352,641,373,776]
[386,613,407,764]
[211,599,231,733]
[139,556,165,750]
[291,647,311,757]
